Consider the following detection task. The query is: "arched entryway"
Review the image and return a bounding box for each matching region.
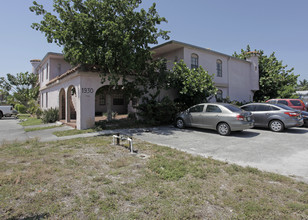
[67,85,77,122]
[95,85,128,118]
[59,88,66,120]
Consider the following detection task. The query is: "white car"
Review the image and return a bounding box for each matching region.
[0,105,18,119]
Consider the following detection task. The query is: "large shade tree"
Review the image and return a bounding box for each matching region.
[168,60,217,109]
[233,46,298,102]
[30,0,169,119]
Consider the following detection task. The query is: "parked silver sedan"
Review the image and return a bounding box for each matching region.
[240,103,304,132]
[175,103,254,136]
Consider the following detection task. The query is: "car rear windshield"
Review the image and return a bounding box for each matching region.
[275,104,295,110]
[224,104,242,112]
[290,100,302,106]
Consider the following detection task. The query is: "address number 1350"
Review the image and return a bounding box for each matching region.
[82,88,94,93]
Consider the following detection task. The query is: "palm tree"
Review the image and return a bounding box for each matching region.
[298,79,308,91]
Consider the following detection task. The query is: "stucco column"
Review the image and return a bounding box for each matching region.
[66,89,71,123]
[106,93,112,121]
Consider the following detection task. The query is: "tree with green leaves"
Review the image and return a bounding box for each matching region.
[0,72,39,107]
[233,46,299,102]
[30,0,169,120]
[168,60,217,109]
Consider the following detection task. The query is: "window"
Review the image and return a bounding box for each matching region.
[216,90,223,102]
[277,100,288,105]
[99,94,105,105]
[46,63,49,80]
[255,105,271,111]
[191,53,199,69]
[41,69,44,82]
[41,93,44,108]
[113,94,124,105]
[46,92,48,108]
[241,105,255,111]
[270,106,280,111]
[189,105,204,113]
[225,104,242,112]
[267,100,276,104]
[216,59,222,77]
[206,105,222,113]
[290,100,302,106]
[58,64,62,75]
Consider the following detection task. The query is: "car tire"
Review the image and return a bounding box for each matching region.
[269,120,284,132]
[176,118,185,129]
[217,122,231,136]
[0,111,3,119]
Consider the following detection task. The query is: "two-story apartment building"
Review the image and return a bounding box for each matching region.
[31,40,259,130]
[152,41,259,103]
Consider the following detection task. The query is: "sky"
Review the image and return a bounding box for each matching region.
[0,0,307,81]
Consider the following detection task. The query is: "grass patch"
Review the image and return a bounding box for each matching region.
[53,117,150,137]
[1,137,308,219]
[24,125,60,132]
[53,128,100,137]
[18,114,43,126]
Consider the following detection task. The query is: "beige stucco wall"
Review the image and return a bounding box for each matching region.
[179,47,258,102]
[49,58,72,80]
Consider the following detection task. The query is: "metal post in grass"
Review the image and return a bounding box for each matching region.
[116,132,120,145]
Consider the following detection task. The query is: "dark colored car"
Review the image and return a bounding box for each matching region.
[266,99,307,111]
[175,103,254,136]
[300,111,308,127]
[240,103,303,132]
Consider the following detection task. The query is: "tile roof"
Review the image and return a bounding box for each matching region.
[46,64,81,86]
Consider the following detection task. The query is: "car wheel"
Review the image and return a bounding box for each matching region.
[176,118,185,129]
[0,111,3,119]
[217,122,231,136]
[269,120,284,132]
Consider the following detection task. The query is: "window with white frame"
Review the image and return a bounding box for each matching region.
[191,53,199,69]
[216,59,222,77]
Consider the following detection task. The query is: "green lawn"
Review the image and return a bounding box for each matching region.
[18,114,43,126]
[24,125,60,132]
[1,136,307,219]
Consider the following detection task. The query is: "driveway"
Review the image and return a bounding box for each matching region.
[133,126,308,183]
[0,118,29,142]
[1,118,308,183]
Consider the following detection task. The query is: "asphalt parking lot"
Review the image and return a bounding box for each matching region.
[134,126,308,183]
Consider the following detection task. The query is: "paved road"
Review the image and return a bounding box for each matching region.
[0,118,29,142]
[133,126,308,183]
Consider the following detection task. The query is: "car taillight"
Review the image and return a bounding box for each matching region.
[284,112,298,117]
[236,114,244,120]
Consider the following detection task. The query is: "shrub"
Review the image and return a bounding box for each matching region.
[41,108,59,123]
[15,104,27,114]
[27,100,41,117]
[137,92,178,126]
